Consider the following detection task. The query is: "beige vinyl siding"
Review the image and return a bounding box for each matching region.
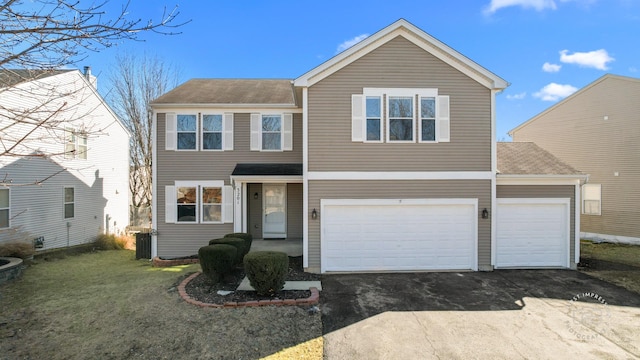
[307,36,492,172]
[306,179,491,272]
[512,76,640,239]
[497,185,576,264]
[156,112,303,257]
[286,183,303,238]
[247,183,262,239]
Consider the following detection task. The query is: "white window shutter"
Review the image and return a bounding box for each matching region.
[223,113,234,151]
[165,185,176,223]
[351,94,364,142]
[165,113,177,150]
[437,95,450,142]
[223,185,234,223]
[250,113,261,151]
[283,113,293,151]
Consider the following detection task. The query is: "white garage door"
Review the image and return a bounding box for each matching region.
[321,199,477,272]
[496,198,570,268]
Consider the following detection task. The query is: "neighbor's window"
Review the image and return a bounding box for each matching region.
[201,186,222,223]
[64,128,87,159]
[64,187,74,219]
[0,188,9,228]
[388,96,414,141]
[177,114,197,150]
[202,114,223,150]
[176,186,197,222]
[366,96,382,142]
[420,97,436,142]
[582,183,601,215]
[262,115,282,150]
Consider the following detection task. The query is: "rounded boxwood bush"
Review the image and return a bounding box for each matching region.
[224,232,253,252]
[243,251,289,296]
[198,244,237,283]
[208,237,247,264]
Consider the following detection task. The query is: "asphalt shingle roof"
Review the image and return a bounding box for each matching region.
[151,79,297,105]
[0,69,73,88]
[497,142,582,175]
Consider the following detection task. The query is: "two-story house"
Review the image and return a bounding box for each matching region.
[0,68,130,250]
[510,74,640,245]
[151,19,585,273]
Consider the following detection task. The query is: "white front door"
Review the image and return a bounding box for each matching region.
[263,183,287,238]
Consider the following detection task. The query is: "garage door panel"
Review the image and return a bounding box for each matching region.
[496,199,569,268]
[322,200,477,272]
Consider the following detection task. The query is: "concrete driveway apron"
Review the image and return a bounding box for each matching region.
[321,270,640,359]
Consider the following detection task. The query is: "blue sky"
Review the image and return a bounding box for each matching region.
[84,0,640,139]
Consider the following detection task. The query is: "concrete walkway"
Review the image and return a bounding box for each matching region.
[322,270,640,359]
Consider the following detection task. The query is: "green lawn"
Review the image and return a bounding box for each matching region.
[580,240,640,294]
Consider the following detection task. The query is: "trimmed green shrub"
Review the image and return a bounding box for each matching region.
[224,232,253,253]
[198,244,237,283]
[243,251,289,296]
[208,237,247,264]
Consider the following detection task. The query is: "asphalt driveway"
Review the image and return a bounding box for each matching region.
[321,270,640,359]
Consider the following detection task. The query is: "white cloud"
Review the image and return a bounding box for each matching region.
[533,83,578,101]
[542,62,562,72]
[559,49,614,70]
[506,92,527,100]
[336,34,369,54]
[630,67,638,73]
[483,0,589,14]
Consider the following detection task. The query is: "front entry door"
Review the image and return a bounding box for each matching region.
[263,184,287,238]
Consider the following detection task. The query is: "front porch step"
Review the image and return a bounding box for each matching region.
[236,277,322,291]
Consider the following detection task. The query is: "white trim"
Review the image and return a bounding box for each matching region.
[152,110,158,257]
[581,232,640,246]
[230,175,303,183]
[320,198,479,273]
[363,95,383,143]
[308,171,492,181]
[63,186,75,220]
[497,176,584,186]
[302,87,309,269]
[151,105,302,112]
[575,184,581,264]
[386,95,415,143]
[490,90,497,269]
[496,197,571,268]
[581,183,601,215]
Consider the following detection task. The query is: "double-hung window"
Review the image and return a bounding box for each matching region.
[352,88,449,143]
[65,127,88,159]
[582,183,601,215]
[365,96,382,142]
[250,113,293,151]
[202,114,223,150]
[167,181,232,224]
[176,114,197,150]
[64,187,74,219]
[0,188,9,228]
[262,115,282,151]
[388,96,414,142]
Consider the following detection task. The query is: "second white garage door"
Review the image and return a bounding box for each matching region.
[321,199,477,273]
[496,198,570,268]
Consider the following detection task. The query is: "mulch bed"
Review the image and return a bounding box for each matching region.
[184,256,321,304]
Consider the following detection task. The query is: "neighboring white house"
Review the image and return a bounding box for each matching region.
[0,68,130,250]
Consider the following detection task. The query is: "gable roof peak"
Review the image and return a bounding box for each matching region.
[294,18,508,90]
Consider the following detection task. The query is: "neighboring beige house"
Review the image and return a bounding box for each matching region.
[151,19,585,273]
[0,68,130,250]
[510,74,640,245]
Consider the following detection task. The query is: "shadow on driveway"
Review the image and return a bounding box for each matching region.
[321,269,640,334]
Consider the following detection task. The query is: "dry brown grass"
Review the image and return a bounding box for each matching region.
[580,240,640,294]
[0,241,35,259]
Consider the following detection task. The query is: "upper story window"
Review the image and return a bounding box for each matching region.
[582,183,601,215]
[0,188,9,229]
[388,96,414,142]
[165,113,233,151]
[366,96,382,142]
[177,114,197,150]
[65,127,88,159]
[166,181,232,224]
[202,114,223,150]
[250,113,293,152]
[64,187,74,219]
[351,88,450,144]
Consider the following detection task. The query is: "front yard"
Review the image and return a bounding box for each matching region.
[579,240,640,294]
[0,250,322,360]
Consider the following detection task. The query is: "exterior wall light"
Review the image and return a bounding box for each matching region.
[482,208,489,219]
[311,208,318,220]
[253,192,259,200]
